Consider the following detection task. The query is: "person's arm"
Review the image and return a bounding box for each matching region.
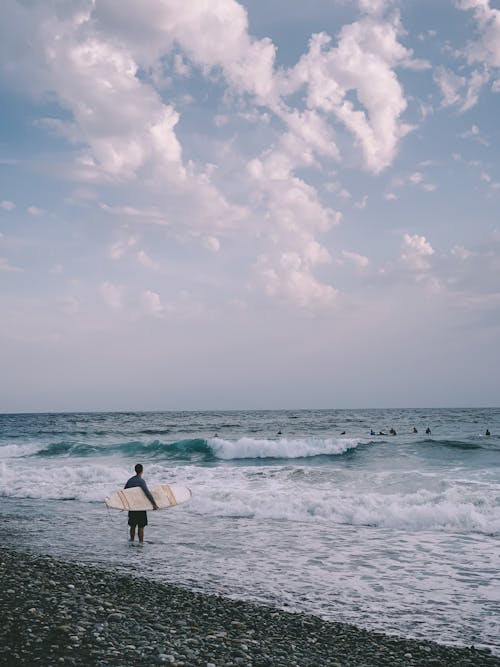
[139,478,158,509]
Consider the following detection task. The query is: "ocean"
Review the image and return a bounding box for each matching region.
[1,408,499,654]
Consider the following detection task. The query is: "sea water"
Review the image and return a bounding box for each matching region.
[1,408,499,653]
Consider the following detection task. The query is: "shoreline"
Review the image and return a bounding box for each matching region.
[1,547,498,666]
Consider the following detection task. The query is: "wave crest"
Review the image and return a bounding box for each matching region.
[208,436,363,460]
[25,436,364,461]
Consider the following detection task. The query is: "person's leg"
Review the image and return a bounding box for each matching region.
[138,526,144,543]
[128,512,137,541]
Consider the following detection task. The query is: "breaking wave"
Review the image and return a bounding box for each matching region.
[26,436,364,462]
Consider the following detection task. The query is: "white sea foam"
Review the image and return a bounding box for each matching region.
[0,442,44,458]
[0,461,192,504]
[208,436,362,459]
[1,457,499,535]
[185,467,500,535]
[0,461,129,502]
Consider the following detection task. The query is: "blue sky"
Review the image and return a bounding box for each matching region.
[1,0,499,412]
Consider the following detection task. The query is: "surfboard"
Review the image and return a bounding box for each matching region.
[105,483,192,511]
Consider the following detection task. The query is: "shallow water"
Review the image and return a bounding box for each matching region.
[1,408,499,653]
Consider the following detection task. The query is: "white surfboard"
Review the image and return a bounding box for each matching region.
[105,483,191,511]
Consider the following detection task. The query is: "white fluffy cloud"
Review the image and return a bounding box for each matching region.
[248,141,340,308]
[342,250,370,268]
[400,233,434,271]
[142,289,164,317]
[36,11,184,182]
[282,14,414,173]
[438,1,500,110]
[457,0,500,68]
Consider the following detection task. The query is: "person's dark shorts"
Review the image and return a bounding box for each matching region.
[128,511,148,528]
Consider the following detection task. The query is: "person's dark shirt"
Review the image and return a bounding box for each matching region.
[125,475,155,506]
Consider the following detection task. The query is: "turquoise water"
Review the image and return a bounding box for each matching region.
[1,408,499,652]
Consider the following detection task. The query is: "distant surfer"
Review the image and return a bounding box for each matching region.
[340,431,346,435]
[125,463,158,544]
[413,427,418,433]
[485,429,491,436]
[370,429,376,436]
[425,427,431,435]
[389,428,397,436]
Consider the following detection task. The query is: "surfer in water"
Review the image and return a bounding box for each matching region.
[125,463,158,543]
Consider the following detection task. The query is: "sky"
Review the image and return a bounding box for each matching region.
[1,0,499,412]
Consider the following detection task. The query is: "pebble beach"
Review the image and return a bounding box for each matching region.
[1,547,498,667]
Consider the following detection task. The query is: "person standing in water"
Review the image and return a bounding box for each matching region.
[125,463,158,543]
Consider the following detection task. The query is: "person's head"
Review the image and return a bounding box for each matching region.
[135,463,143,476]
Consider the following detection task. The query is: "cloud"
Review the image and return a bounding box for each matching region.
[283,14,414,173]
[257,253,337,309]
[99,281,123,309]
[137,250,160,271]
[389,170,436,193]
[451,244,476,260]
[142,288,206,319]
[434,66,466,107]
[88,0,278,108]
[341,250,370,268]
[460,124,489,145]
[461,67,491,110]
[108,236,139,260]
[3,1,247,251]
[436,1,500,110]
[0,200,15,211]
[434,63,490,112]
[409,171,424,185]
[35,11,185,183]
[203,236,220,253]
[27,206,43,216]
[248,141,340,308]
[0,1,446,311]
[142,289,164,317]
[457,0,500,68]
[0,257,22,272]
[400,233,434,271]
[101,204,168,225]
[358,0,396,16]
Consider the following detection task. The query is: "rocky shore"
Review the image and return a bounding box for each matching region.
[0,547,498,667]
